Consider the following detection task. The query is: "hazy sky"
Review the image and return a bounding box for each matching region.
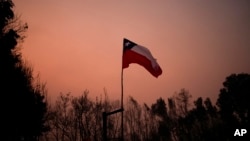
[13,0,250,105]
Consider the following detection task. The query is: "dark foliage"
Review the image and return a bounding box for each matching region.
[0,0,48,140]
[42,74,249,141]
[216,73,250,140]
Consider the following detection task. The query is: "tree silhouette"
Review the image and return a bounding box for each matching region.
[0,0,48,140]
[151,97,171,141]
[39,74,250,141]
[125,96,141,141]
[216,73,250,140]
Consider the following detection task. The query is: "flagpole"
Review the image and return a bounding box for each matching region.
[121,68,124,141]
[121,40,124,141]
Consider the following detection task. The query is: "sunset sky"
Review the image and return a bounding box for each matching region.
[13,0,250,105]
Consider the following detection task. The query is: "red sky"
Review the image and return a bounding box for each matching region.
[13,0,250,106]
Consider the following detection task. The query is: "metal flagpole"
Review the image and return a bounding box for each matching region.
[121,42,124,141]
[121,69,124,141]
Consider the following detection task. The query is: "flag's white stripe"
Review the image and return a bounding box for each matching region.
[131,45,159,69]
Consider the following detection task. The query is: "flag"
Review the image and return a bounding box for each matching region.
[122,38,162,78]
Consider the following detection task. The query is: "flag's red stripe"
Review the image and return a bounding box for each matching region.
[123,49,162,78]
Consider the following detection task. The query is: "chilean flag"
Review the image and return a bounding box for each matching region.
[122,38,162,78]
